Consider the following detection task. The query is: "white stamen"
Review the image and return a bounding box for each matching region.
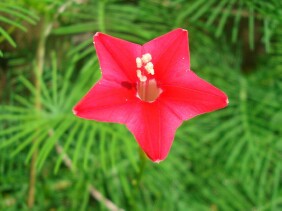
[141,53,152,64]
[145,62,154,75]
[136,57,142,68]
[136,53,154,82]
[136,69,147,82]
[137,69,142,78]
[140,75,147,82]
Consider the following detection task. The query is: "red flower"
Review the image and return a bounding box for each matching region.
[73,28,228,163]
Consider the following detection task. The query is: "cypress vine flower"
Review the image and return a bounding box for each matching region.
[73,28,228,163]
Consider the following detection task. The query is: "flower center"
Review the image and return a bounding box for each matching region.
[135,53,162,103]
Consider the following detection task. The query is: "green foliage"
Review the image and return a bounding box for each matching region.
[175,0,282,51]
[0,0,38,51]
[0,0,282,210]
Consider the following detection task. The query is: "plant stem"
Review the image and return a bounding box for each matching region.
[98,0,106,32]
[27,20,47,209]
[137,148,147,186]
[27,1,89,207]
[129,149,147,210]
[27,148,38,208]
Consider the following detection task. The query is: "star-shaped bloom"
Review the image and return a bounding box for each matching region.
[73,28,228,163]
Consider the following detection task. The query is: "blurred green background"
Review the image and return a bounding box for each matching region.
[0,0,282,210]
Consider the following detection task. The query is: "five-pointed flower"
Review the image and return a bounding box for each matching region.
[73,28,228,163]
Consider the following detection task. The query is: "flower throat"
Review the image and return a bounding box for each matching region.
[135,53,162,103]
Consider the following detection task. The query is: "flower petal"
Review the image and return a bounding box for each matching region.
[94,32,141,82]
[143,28,190,83]
[160,70,228,120]
[73,79,139,124]
[126,101,182,162]
[74,30,228,163]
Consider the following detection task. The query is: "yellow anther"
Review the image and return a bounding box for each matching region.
[140,75,147,82]
[141,53,152,64]
[136,69,147,82]
[145,62,154,75]
[137,69,142,78]
[136,57,142,68]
